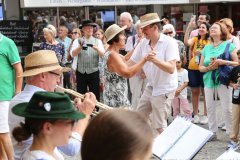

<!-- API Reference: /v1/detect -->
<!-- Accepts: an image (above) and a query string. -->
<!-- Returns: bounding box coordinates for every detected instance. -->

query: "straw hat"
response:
[21,50,62,77]
[105,24,127,42]
[12,91,85,120]
[139,13,161,28]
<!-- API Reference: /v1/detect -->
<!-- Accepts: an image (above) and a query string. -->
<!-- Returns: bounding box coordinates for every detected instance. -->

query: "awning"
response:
[200,0,239,2]
[20,0,189,8]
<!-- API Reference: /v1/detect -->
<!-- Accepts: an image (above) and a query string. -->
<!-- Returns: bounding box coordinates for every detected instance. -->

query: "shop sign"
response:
[0,20,33,46]
[20,0,189,7]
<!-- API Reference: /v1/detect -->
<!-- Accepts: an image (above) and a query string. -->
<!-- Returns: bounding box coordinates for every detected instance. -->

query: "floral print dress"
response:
[39,42,66,66]
[102,51,131,109]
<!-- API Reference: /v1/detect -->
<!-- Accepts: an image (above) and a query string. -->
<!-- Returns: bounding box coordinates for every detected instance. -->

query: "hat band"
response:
[26,108,75,115]
[25,63,60,71]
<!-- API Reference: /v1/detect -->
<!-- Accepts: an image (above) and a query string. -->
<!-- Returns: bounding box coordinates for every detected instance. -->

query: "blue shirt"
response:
[56,36,72,56]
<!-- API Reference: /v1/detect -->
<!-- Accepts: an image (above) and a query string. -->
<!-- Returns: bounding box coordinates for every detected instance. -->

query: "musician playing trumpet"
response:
[9,50,96,160]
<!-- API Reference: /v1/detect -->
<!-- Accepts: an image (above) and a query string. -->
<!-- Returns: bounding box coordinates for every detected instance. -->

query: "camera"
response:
[82,46,88,50]
[86,44,93,47]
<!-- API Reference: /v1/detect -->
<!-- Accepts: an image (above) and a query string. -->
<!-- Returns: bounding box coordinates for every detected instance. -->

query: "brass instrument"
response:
[56,85,113,111]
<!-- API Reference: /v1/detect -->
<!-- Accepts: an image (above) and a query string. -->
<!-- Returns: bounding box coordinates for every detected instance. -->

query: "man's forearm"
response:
[153,59,176,74]
[72,45,82,57]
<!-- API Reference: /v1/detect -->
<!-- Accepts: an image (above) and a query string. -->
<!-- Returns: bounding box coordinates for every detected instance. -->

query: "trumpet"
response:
[56,85,113,111]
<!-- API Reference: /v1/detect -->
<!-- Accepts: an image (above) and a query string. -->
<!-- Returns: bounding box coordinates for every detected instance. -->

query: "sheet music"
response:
[152,117,213,160]
[217,150,240,160]
[152,117,191,158]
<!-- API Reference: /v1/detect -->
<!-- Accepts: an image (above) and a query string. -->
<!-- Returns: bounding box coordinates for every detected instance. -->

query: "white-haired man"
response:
[9,50,96,160]
[120,12,136,38]
[128,13,179,135]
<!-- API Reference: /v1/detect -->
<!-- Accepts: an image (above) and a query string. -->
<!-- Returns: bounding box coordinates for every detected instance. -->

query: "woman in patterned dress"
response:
[102,24,147,108]
[39,24,66,66]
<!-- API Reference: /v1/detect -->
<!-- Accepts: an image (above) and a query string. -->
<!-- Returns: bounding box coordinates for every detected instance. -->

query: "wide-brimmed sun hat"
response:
[21,50,62,77]
[79,20,97,29]
[12,91,85,120]
[105,24,127,42]
[139,13,161,28]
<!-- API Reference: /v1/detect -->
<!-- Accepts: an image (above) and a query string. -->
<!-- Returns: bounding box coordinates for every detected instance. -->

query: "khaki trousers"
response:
[230,104,240,142]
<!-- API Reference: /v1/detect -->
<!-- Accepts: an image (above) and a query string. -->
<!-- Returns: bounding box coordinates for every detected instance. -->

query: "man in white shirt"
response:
[129,13,179,135]
[9,50,96,160]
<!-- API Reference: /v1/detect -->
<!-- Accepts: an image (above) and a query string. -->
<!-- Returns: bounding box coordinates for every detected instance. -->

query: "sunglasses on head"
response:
[164,31,173,35]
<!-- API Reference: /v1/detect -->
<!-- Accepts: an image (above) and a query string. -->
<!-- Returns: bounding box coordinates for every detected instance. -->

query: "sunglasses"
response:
[164,31,173,35]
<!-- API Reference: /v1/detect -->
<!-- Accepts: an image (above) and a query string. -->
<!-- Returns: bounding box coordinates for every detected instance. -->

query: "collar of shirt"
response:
[57,37,68,42]
[146,33,166,47]
[24,84,46,92]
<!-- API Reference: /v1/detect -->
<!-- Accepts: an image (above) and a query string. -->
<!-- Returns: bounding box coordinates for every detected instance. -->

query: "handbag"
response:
[212,43,233,86]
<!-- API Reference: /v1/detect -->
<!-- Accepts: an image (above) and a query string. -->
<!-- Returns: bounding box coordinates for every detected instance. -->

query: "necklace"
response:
[213,41,223,47]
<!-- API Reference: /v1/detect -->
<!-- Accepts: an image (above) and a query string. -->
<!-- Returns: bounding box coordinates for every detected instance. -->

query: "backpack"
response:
[212,43,233,86]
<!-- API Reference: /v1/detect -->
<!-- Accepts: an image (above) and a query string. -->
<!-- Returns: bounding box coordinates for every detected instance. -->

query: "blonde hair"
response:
[43,24,57,37]
[219,18,234,34]
[72,28,82,37]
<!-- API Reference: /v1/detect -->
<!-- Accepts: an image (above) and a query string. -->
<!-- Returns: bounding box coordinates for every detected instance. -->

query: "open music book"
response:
[217,150,240,160]
[152,117,213,160]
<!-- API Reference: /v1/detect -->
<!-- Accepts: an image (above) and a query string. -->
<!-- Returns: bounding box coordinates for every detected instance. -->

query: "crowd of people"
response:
[0,10,240,160]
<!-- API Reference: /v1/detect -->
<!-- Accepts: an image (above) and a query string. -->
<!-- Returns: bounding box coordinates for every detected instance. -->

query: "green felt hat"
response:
[12,91,85,120]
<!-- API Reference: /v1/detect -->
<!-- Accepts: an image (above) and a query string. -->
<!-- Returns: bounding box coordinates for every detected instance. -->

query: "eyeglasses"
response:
[164,31,173,35]
[176,61,181,63]
[72,32,78,35]
[48,71,62,77]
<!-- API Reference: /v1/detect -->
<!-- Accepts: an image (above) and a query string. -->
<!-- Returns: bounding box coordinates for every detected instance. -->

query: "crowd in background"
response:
[1,9,240,160]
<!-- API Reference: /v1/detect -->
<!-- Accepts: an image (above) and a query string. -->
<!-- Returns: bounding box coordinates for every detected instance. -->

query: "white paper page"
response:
[217,150,240,160]
[163,123,213,160]
[152,117,191,158]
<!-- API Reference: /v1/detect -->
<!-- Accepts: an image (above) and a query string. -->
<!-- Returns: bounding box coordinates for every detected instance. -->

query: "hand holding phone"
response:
[191,15,196,22]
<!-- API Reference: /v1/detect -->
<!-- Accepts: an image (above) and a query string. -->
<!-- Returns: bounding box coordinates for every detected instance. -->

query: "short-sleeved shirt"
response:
[125,34,141,52]
[201,41,235,88]
[0,34,21,101]
[22,148,64,160]
[188,37,210,70]
[177,69,189,99]
[190,29,199,39]
[56,36,72,58]
[131,34,179,96]
[228,36,240,50]
[229,66,240,104]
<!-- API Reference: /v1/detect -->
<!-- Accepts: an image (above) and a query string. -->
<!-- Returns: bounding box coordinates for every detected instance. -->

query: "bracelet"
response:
[206,67,209,72]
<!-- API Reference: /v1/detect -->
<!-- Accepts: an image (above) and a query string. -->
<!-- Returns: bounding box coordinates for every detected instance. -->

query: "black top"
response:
[229,65,240,104]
